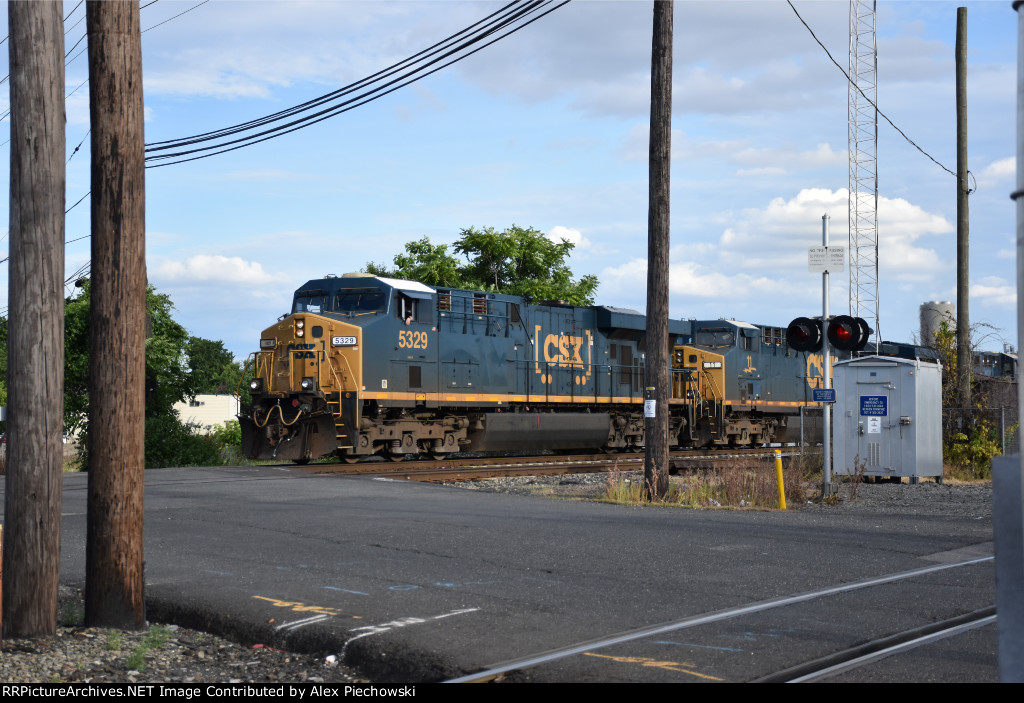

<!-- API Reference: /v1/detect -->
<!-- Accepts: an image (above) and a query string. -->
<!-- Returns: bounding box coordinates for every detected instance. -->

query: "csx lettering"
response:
[398,330,428,349]
[543,333,584,366]
[286,344,316,359]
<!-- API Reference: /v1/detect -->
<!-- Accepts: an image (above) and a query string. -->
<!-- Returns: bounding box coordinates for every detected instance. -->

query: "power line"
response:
[1,0,572,287]
[145,0,572,166]
[142,0,209,35]
[785,0,960,182]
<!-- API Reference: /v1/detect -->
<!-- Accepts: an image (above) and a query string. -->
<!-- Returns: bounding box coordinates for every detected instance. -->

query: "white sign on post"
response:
[808,246,846,273]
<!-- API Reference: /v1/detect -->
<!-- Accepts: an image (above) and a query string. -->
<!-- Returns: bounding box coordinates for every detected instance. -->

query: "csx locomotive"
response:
[239,273,838,462]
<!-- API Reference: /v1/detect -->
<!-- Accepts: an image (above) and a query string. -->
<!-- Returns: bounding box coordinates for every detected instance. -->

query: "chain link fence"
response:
[944,405,1019,457]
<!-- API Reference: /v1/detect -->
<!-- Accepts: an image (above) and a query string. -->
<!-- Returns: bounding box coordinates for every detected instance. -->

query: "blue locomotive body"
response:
[240,274,834,462]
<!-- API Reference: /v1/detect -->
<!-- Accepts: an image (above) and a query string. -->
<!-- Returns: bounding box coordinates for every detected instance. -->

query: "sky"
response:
[0,0,1018,360]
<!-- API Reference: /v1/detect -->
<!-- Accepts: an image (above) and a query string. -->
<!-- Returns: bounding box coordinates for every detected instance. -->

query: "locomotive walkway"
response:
[3,465,999,683]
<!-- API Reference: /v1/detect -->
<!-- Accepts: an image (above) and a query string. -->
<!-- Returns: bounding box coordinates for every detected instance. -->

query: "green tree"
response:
[64,282,230,468]
[186,336,238,394]
[929,320,1003,478]
[367,225,598,306]
[367,237,464,288]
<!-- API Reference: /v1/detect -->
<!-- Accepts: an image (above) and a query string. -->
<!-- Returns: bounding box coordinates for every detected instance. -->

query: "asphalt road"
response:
[0,465,999,682]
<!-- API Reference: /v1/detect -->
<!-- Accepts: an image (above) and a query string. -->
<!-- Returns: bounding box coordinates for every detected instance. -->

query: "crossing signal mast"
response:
[786,315,871,353]
[786,214,874,497]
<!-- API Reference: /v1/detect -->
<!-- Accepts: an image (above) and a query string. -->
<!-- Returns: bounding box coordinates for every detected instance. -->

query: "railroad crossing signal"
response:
[827,315,871,351]
[786,317,822,352]
[787,315,871,352]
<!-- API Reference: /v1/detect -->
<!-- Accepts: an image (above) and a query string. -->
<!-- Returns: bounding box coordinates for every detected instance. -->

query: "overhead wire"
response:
[785,0,964,186]
[1,0,572,298]
[145,0,572,166]
[147,0,537,148]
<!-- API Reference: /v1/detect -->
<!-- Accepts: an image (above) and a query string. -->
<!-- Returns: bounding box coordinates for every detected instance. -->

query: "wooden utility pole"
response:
[956,6,971,409]
[644,0,673,500]
[85,0,147,628]
[2,1,66,639]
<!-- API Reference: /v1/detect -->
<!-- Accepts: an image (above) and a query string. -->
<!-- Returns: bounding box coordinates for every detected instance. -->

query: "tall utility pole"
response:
[85,0,148,628]
[955,6,971,409]
[848,0,879,347]
[644,0,672,500]
[2,1,66,638]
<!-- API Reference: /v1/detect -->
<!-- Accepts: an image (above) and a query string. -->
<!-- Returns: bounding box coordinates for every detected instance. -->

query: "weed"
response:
[602,456,802,510]
[58,600,84,627]
[847,455,867,502]
[144,625,171,649]
[126,647,146,672]
[125,625,172,673]
[821,491,840,506]
[106,631,123,651]
[602,466,646,505]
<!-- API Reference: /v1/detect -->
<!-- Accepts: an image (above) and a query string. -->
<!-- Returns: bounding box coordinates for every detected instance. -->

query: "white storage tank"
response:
[832,355,943,483]
[920,301,954,348]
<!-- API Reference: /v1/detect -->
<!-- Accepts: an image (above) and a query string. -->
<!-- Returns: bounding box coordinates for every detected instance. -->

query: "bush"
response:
[209,420,243,464]
[944,418,1001,480]
[143,415,220,469]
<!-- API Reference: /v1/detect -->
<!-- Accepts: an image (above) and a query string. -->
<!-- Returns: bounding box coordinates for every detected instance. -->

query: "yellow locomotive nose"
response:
[240,311,364,462]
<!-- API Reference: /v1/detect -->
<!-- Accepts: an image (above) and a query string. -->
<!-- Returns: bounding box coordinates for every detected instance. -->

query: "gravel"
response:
[446,470,994,521]
[0,586,365,684]
[1,471,992,683]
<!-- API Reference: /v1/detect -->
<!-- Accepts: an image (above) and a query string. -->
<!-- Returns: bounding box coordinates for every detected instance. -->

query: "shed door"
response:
[857,380,895,474]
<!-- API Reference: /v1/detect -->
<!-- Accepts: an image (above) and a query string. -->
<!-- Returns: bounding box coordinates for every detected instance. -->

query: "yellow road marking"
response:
[584,652,724,681]
[252,595,361,619]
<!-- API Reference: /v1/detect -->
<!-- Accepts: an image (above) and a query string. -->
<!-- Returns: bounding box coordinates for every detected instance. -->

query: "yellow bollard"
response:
[774,449,787,510]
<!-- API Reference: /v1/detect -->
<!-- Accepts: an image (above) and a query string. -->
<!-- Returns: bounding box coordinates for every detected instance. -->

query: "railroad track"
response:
[444,554,996,683]
[293,447,822,482]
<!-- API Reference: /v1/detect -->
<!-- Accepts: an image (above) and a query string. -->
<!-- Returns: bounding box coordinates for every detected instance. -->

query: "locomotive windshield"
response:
[695,328,735,349]
[293,291,330,314]
[333,288,387,316]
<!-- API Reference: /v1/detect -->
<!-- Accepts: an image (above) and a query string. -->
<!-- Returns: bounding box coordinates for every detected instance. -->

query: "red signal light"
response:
[786,317,822,352]
[827,315,870,351]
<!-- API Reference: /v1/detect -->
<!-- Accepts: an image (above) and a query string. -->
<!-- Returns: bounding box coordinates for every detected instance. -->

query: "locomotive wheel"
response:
[341,456,360,464]
[388,454,406,462]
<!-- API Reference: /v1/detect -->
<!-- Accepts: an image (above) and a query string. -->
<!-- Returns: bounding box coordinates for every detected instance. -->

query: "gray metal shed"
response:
[832,355,943,482]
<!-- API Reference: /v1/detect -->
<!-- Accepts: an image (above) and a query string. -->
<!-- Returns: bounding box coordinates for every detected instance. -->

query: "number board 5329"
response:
[331,336,357,346]
[398,330,428,349]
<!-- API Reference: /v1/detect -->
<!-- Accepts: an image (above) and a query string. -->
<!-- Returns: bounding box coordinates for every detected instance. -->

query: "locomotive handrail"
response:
[323,351,357,401]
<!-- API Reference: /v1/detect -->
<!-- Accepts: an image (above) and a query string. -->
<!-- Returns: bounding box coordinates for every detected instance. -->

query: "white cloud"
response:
[978,157,1015,186]
[546,225,590,249]
[972,276,1016,307]
[152,255,289,286]
[736,167,786,177]
[599,187,955,326]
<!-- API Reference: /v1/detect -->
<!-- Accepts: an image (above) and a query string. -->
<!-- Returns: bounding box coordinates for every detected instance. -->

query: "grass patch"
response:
[602,456,806,509]
[125,625,172,673]
[58,600,84,627]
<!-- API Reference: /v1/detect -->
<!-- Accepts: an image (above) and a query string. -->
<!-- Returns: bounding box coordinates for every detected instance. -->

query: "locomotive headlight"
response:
[250,378,264,392]
[296,320,304,329]
[300,376,316,391]
[297,329,304,337]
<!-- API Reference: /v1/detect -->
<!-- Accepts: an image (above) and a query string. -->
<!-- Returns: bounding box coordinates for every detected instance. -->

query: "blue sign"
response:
[860,395,888,416]
[812,388,836,403]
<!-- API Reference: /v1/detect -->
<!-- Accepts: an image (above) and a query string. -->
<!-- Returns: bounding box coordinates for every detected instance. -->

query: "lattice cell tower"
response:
[848,0,879,344]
